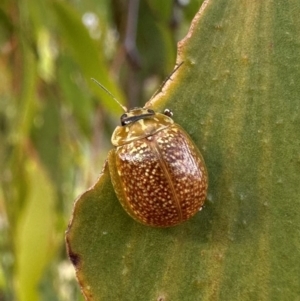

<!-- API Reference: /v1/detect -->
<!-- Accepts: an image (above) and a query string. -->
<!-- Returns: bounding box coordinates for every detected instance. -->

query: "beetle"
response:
[92,78,208,227]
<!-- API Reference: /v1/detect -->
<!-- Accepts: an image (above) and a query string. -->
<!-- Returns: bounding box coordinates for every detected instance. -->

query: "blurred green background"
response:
[0,0,203,300]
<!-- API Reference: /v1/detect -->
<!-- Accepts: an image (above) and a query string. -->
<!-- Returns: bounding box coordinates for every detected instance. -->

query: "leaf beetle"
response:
[92,72,208,227]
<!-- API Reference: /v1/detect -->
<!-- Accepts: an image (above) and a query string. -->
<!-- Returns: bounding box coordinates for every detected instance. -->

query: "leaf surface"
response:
[66,1,300,300]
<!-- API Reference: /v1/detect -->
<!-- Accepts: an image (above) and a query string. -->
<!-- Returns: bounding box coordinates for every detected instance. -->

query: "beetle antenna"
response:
[149,61,184,101]
[91,78,127,112]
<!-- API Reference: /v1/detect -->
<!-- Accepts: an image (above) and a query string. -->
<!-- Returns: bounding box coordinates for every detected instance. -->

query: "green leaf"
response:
[15,157,57,301]
[66,1,300,300]
[52,0,125,113]
[57,54,93,137]
[137,2,176,73]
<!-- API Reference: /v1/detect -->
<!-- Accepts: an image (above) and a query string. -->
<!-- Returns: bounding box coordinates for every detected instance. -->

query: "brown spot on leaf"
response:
[68,249,80,266]
[65,233,81,267]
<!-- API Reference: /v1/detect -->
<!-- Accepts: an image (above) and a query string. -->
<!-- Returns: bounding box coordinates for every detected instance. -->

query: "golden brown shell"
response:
[108,116,208,227]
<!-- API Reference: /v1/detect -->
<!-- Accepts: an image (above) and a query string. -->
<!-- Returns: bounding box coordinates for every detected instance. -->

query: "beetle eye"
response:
[120,114,128,126]
[147,109,155,114]
[164,109,173,117]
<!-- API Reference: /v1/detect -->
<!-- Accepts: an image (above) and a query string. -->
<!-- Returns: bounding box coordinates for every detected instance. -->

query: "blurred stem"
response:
[124,0,141,68]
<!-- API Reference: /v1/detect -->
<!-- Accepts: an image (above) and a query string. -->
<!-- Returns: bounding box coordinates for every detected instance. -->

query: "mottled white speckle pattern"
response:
[113,124,208,227]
